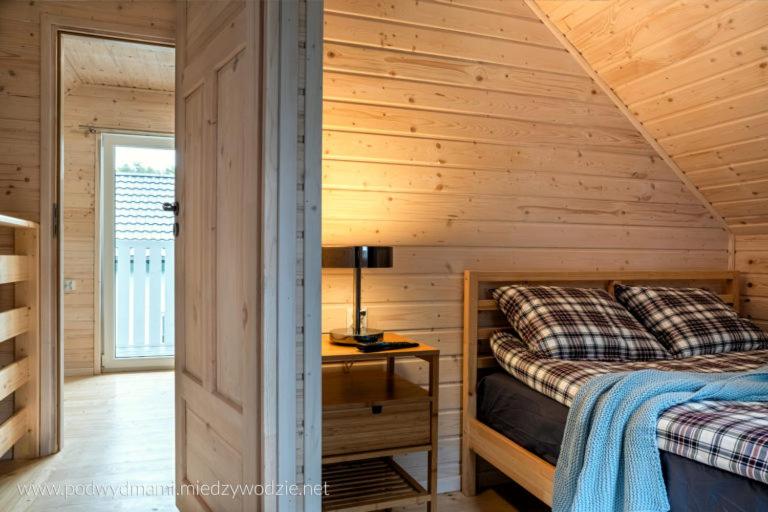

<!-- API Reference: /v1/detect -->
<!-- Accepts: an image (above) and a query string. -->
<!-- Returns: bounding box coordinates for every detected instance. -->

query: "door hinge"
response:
[52,202,59,238]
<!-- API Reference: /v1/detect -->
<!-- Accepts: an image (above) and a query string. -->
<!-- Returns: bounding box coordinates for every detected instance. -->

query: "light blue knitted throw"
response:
[552,367,768,512]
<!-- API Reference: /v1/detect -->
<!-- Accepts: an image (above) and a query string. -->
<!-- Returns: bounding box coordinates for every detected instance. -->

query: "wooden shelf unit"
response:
[322,334,439,511]
[0,214,40,460]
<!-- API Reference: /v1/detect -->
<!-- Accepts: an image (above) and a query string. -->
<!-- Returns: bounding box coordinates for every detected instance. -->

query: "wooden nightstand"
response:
[321,333,439,511]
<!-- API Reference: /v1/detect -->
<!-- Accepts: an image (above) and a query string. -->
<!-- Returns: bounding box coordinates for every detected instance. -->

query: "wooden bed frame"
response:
[461,270,741,505]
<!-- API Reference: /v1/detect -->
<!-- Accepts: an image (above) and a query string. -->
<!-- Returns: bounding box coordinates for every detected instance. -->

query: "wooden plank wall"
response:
[735,236,768,330]
[0,0,171,453]
[321,0,731,492]
[60,84,174,375]
[0,1,176,223]
[0,1,175,376]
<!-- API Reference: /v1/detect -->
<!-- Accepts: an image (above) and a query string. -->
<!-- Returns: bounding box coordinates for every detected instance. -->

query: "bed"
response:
[461,270,768,509]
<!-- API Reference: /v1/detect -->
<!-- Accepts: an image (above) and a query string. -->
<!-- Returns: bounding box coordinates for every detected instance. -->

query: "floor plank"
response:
[394,489,521,511]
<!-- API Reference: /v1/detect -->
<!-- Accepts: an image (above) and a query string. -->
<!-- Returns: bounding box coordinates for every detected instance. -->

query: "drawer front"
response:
[323,401,431,456]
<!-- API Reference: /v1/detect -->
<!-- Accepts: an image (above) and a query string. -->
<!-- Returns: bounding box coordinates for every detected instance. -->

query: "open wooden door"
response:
[175,2,263,510]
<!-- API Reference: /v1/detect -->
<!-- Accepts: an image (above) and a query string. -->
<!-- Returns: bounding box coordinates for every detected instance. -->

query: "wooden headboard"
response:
[460,270,740,501]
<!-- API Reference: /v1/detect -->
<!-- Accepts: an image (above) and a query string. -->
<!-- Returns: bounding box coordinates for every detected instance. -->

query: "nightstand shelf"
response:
[322,334,439,512]
[323,366,430,408]
[322,458,430,512]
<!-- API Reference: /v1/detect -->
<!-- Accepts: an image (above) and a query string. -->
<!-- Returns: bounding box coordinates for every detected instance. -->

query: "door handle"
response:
[163,202,180,237]
[162,201,179,215]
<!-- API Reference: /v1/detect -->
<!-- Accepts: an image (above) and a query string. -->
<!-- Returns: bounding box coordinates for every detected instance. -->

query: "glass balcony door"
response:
[101,133,175,370]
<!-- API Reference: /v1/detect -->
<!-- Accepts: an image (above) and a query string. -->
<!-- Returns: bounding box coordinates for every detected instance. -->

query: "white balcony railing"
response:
[114,239,174,358]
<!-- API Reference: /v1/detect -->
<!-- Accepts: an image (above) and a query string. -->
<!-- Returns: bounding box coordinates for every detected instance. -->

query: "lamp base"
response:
[330,328,384,345]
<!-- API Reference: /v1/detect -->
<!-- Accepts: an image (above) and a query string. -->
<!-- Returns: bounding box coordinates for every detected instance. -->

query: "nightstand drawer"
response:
[323,401,431,456]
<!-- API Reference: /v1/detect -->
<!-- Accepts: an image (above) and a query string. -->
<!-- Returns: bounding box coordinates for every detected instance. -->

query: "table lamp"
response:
[322,246,393,344]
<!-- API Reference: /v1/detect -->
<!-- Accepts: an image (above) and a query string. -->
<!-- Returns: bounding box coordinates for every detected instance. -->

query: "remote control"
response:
[356,341,420,353]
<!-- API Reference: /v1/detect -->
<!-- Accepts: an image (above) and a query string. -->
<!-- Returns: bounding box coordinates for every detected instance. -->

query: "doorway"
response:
[53,32,176,509]
[59,34,175,375]
[100,133,175,370]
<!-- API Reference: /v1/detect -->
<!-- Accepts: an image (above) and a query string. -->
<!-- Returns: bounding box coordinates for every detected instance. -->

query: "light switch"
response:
[63,279,76,293]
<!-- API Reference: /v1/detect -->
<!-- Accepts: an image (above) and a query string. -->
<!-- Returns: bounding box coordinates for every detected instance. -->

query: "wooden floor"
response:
[0,372,524,511]
[0,372,175,512]
[395,489,522,512]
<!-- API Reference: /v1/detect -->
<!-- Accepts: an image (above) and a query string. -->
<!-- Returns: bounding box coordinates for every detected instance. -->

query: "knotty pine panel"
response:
[324,13,583,75]
[323,72,629,129]
[325,0,558,47]
[322,0,729,491]
[323,189,720,228]
[733,236,768,331]
[324,101,647,151]
[323,43,610,104]
[323,132,674,180]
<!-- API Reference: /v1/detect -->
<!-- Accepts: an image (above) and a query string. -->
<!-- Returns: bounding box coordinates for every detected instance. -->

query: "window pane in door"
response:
[113,143,175,359]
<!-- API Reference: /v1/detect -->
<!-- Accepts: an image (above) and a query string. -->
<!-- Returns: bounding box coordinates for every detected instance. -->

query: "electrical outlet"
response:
[359,307,368,331]
[63,278,76,293]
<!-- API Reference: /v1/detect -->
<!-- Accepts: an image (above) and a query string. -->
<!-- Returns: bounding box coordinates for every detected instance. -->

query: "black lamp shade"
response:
[322,246,393,269]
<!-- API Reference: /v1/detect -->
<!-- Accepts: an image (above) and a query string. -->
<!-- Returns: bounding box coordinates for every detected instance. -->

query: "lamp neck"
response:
[353,267,362,334]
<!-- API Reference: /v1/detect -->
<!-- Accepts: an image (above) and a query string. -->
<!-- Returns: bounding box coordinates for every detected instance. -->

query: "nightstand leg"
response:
[427,354,439,511]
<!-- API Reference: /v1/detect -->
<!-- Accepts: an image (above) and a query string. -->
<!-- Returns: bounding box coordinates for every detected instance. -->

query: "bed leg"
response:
[461,442,477,496]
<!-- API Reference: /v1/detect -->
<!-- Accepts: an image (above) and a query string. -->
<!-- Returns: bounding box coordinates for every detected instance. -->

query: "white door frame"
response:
[100,132,175,372]
[301,0,324,508]
[259,1,323,509]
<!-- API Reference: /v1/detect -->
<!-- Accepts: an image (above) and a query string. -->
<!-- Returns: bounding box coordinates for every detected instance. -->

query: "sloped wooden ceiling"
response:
[535,0,768,235]
[61,34,175,92]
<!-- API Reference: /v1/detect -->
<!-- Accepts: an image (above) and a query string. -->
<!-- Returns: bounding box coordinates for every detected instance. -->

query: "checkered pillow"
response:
[614,285,768,358]
[492,285,668,361]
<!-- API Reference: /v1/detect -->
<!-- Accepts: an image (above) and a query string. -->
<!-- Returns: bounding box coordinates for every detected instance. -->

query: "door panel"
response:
[215,49,248,408]
[176,2,261,510]
[186,407,243,512]
[180,86,206,383]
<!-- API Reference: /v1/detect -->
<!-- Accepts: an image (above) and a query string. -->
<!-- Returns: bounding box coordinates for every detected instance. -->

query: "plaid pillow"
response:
[614,285,768,358]
[492,285,668,361]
